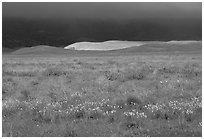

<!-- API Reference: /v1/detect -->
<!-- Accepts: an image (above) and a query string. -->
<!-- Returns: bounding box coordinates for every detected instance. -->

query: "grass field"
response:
[2,53,202,137]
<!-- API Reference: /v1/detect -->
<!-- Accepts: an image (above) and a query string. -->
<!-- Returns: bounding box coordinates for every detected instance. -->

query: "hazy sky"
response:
[2,2,202,20]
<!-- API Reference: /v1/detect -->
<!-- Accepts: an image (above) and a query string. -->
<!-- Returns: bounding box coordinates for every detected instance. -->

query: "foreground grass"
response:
[2,54,202,137]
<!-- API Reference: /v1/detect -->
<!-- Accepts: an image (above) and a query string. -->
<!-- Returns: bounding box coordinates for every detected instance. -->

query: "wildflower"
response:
[199,122,202,127]
[185,109,192,114]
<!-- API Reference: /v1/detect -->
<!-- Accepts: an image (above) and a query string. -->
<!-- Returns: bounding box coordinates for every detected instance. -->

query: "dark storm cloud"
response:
[2,2,202,20]
[2,2,202,49]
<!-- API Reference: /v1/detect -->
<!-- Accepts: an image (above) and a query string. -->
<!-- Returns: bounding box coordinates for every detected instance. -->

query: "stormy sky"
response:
[2,2,202,20]
[2,2,202,49]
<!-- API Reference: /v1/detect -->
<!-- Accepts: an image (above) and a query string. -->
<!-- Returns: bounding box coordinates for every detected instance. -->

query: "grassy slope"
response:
[2,53,202,137]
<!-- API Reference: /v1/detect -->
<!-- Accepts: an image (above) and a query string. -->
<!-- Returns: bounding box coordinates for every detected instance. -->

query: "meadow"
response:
[2,53,202,137]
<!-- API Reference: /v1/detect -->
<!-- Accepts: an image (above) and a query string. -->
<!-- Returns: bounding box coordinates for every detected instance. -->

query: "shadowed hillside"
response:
[11,45,70,55]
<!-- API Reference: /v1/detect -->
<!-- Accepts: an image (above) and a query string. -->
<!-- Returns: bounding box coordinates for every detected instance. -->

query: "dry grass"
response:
[2,53,202,137]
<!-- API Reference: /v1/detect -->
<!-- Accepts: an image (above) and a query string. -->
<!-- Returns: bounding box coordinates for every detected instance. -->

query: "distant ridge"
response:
[64,40,149,51]
[11,45,69,55]
[64,40,201,51]
[117,40,202,52]
[2,47,15,53]
[9,41,201,55]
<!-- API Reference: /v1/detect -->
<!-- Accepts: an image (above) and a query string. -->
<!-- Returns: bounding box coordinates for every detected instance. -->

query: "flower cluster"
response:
[144,103,165,112]
[168,97,202,114]
[70,91,83,97]
[2,94,201,127]
[123,110,147,118]
[2,98,20,109]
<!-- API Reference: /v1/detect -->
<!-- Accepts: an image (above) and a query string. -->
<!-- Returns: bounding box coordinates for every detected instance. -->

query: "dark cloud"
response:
[2,2,202,49]
[2,2,201,20]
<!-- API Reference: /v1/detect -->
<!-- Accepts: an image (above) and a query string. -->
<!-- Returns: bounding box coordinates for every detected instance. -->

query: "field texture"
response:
[2,53,202,137]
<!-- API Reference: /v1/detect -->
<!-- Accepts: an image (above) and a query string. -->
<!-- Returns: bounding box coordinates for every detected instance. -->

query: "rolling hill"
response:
[2,47,16,53]
[8,41,202,55]
[64,40,148,51]
[118,41,202,52]
[11,45,70,55]
[65,40,201,52]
